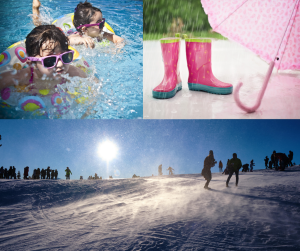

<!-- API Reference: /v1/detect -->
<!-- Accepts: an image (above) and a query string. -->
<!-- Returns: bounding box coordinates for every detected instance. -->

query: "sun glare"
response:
[98,140,118,162]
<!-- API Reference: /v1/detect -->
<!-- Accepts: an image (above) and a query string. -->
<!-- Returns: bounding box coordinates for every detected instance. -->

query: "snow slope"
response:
[1,167,300,250]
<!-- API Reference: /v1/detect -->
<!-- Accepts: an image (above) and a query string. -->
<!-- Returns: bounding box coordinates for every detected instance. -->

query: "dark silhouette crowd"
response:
[0,166,17,179]
[265,150,294,171]
[0,166,58,180]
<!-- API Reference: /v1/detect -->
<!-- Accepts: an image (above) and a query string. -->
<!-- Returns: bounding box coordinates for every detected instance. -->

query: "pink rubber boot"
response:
[152,38,182,99]
[185,38,232,94]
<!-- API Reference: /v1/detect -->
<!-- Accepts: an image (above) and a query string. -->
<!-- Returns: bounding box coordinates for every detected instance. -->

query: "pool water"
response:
[0,0,143,119]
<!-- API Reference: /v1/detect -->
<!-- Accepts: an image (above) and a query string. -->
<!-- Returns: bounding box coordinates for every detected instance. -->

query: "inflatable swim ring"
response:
[0,40,92,117]
[53,13,114,46]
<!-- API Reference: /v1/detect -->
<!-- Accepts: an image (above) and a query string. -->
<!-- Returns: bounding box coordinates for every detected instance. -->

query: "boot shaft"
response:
[185,38,212,84]
[160,38,181,79]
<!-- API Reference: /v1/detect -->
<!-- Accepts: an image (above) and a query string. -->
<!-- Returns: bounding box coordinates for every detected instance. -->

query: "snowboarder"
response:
[54,169,58,179]
[158,164,163,175]
[250,160,255,172]
[219,161,223,172]
[65,167,72,180]
[201,150,217,189]
[167,167,174,175]
[264,156,269,169]
[226,153,242,187]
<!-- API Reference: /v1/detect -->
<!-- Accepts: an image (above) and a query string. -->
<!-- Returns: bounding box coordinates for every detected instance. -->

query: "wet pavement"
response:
[143,39,300,119]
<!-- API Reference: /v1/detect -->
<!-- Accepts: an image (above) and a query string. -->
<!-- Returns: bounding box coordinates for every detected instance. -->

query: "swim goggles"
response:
[76,18,106,30]
[27,51,74,69]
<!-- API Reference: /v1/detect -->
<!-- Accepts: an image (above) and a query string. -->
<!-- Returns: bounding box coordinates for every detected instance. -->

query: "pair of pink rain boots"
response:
[152,37,233,99]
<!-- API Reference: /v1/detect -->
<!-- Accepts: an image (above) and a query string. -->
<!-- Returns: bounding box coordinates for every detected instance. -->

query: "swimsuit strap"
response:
[29,67,34,84]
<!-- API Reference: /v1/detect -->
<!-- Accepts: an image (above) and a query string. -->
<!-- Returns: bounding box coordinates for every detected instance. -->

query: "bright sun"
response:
[98,140,118,162]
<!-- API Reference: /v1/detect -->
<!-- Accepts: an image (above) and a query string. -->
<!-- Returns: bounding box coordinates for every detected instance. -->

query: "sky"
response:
[0,119,299,179]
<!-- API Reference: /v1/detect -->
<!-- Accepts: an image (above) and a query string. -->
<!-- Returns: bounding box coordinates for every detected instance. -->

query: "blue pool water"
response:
[0,0,143,119]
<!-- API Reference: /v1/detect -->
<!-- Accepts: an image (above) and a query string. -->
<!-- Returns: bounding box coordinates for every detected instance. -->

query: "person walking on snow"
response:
[264,156,269,169]
[201,150,217,189]
[219,161,223,172]
[158,164,163,176]
[65,167,72,180]
[288,151,293,167]
[167,167,174,175]
[226,153,242,187]
[250,159,255,172]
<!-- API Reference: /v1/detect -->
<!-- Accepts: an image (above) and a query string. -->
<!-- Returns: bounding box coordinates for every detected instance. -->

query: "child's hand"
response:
[79,36,95,49]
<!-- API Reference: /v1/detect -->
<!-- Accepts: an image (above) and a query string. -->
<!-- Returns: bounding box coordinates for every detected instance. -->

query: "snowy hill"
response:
[1,167,300,250]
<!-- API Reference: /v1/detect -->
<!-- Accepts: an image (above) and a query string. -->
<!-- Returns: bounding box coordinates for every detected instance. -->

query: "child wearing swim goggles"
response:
[32,0,124,49]
[0,25,86,93]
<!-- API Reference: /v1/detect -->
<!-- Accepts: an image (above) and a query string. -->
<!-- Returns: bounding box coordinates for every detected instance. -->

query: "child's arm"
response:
[67,65,87,78]
[0,67,31,91]
[68,33,95,49]
[103,32,125,46]
[32,0,42,26]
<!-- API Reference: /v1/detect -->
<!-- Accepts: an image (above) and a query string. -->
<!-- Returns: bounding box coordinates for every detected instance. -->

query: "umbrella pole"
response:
[234,0,299,113]
[234,61,275,113]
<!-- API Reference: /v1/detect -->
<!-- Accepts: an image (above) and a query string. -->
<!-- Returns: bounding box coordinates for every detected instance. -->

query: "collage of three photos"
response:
[0,0,300,250]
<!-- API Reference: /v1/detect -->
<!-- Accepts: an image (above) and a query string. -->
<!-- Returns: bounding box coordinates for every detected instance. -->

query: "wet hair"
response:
[73,1,102,32]
[25,25,69,57]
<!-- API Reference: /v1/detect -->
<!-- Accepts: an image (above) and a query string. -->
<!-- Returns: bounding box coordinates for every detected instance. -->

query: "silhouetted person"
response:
[288,151,293,167]
[51,170,55,179]
[167,167,174,175]
[41,169,46,179]
[242,164,249,172]
[46,166,51,179]
[36,168,40,179]
[17,171,21,179]
[226,153,242,187]
[4,168,8,179]
[24,166,29,179]
[54,169,58,180]
[271,151,278,170]
[158,164,163,175]
[8,166,13,179]
[65,167,72,180]
[268,160,272,169]
[264,156,269,169]
[219,161,223,172]
[0,166,4,179]
[33,169,37,179]
[201,150,217,189]
[250,160,255,172]
[12,166,16,179]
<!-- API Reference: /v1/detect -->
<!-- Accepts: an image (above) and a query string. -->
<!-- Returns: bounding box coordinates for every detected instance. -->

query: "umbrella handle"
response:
[233,61,275,113]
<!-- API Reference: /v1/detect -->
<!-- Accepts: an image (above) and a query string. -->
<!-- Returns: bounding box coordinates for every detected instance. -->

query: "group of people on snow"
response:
[0,166,19,179]
[0,166,72,180]
[158,165,175,175]
[264,150,293,171]
[202,151,242,189]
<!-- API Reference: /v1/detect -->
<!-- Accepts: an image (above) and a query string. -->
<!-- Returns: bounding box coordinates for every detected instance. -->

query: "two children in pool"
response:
[33,0,124,48]
[1,0,123,93]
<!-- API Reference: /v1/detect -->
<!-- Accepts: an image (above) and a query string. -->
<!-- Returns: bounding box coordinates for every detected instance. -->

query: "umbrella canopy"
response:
[201,0,300,112]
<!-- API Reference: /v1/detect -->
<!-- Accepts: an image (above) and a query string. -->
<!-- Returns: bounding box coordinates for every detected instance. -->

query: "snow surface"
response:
[1,166,300,250]
[143,40,300,119]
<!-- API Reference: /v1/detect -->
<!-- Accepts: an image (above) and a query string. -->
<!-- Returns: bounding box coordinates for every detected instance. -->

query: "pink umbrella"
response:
[201,0,300,113]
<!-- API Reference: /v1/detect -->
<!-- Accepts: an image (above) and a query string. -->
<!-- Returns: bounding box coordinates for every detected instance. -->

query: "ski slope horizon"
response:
[1,120,299,180]
[1,166,299,250]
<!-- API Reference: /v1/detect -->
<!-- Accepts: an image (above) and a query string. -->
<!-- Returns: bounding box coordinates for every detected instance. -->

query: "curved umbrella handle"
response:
[233,61,275,113]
